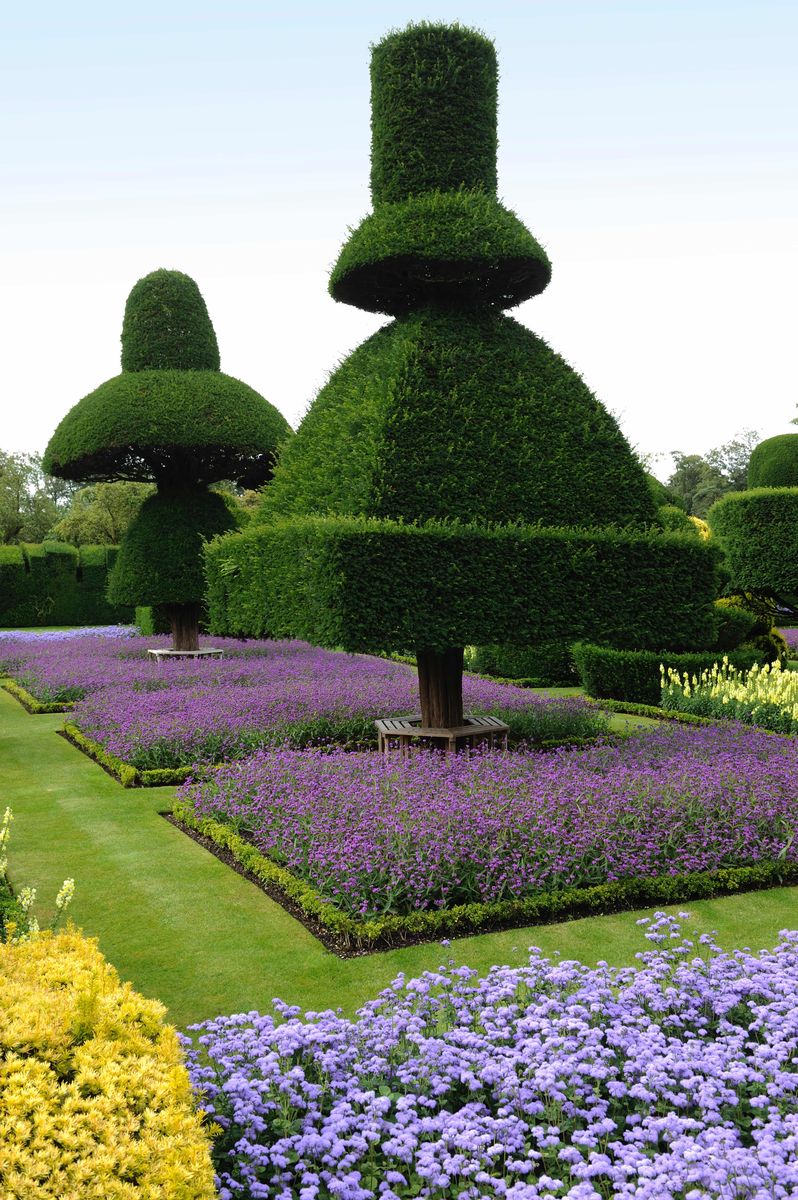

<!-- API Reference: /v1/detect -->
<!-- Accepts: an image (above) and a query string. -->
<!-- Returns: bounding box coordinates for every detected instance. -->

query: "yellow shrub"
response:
[0,928,215,1199]
[688,515,711,539]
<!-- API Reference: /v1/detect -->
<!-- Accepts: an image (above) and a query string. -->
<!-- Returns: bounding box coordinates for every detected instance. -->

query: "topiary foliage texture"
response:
[217,22,718,728]
[44,270,291,650]
[708,488,798,614]
[746,434,798,489]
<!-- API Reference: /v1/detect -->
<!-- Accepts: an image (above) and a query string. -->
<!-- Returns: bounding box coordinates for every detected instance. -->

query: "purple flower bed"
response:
[0,631,295,703]
[178,722,798,916]
[0,632,603,765]
[184,913,798,1199]
[780,627,798,652]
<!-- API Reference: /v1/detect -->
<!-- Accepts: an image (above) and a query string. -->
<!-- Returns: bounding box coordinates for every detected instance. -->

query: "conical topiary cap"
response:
[121,269,220,371]
[329,23,551,315]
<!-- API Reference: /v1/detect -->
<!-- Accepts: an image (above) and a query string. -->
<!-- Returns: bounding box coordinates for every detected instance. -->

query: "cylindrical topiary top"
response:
[121,270,220,371]
[747,434,798,489]
[370,23,497,205]
[329,22,551,316]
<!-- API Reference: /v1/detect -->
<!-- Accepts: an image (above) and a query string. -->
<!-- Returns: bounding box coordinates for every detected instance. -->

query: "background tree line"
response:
[1,451,258,546]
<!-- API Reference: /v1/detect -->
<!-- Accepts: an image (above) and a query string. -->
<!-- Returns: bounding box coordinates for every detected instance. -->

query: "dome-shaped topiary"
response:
[747,434,798,489]
[44,371,289,487]
[329,23,551,315]
[121,269,220,372]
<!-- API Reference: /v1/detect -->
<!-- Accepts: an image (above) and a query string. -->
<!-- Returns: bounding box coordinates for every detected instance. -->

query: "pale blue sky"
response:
[2,1,796,477]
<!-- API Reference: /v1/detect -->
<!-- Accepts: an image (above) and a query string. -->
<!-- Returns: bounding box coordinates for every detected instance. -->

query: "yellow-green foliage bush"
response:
[0,929,215,1199]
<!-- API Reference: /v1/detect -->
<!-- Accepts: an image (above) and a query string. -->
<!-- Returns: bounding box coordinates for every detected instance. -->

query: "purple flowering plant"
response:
[178,722,798,917]
[0,633,603,766]
[183,913,798,1199]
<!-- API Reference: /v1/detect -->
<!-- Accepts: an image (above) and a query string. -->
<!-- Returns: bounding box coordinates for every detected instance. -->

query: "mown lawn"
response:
[3,685,797,1030]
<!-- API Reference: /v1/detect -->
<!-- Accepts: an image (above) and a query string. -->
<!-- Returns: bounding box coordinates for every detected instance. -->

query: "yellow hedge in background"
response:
[0,928,215,1199]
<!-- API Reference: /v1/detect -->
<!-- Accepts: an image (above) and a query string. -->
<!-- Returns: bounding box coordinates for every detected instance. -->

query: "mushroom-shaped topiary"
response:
[44,270,291,650]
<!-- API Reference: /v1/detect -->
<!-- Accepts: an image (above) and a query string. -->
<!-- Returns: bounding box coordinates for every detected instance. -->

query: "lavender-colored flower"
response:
[2,631,602,764]
[183,915,798,1198]
[178,721,798,916]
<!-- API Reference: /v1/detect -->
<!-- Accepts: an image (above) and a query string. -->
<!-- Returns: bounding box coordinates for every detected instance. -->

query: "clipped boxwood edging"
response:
[2,679,76,715]
[60,721,599,790]
[61,723,197,788]
[590,698,717,726]
[172,801,798,954]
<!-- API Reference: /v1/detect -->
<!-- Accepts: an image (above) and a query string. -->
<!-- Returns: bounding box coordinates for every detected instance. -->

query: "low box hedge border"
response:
[1,679,76,715]
[60,720,601,790]
[61,723,196,788]
[587,698,716,726]
[171,800,798,955]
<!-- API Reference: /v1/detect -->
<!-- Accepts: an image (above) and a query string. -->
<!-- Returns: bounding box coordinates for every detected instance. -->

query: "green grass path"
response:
[3,687,798,1031]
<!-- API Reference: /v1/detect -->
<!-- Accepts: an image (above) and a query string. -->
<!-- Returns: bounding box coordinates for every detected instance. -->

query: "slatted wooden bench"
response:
[147,648,224,662]
[375,713,509,756]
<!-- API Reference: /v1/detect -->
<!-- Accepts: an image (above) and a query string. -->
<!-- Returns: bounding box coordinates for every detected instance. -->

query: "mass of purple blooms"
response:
[183,912,798,1199]
[178,722,798,915]
[780,627,798,652]
[0,631,604,765]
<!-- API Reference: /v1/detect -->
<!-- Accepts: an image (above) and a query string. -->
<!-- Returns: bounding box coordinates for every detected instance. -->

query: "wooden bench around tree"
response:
[375,713,509,756]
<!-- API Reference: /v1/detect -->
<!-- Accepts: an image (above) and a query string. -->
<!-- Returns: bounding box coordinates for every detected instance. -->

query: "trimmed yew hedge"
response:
[205,517,721,653]
[261,310,658,530]
[747,434,798,489]
[0,543,132,628]
[708,488,798,600]
[573,643,764,706]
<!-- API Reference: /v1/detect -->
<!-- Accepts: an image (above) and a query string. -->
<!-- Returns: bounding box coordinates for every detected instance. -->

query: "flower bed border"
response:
[171,799,798,955]
[590,698,716,724]
[59,721,602,789]
[1,679,76,715]
[61,723,196,788]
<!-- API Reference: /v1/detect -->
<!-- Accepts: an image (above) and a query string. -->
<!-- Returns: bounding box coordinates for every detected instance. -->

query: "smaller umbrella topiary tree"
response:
[44,270,291,650]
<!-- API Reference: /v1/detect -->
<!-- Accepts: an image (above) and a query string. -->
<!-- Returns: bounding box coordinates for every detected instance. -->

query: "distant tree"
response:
[0,452,75,544]
[50,482,154,546]
[667,431,759,517]
[704,430,759,492]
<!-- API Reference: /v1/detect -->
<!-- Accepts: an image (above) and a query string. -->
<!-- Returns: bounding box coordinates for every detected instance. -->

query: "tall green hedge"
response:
[708,488,798,599]
[0,543,132,628]
[746,434,798,489]
[205,517,721,653]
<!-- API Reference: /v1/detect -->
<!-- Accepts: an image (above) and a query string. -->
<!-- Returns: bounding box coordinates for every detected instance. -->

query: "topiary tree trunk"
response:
[416,646,464,728]
[165,602,202,652]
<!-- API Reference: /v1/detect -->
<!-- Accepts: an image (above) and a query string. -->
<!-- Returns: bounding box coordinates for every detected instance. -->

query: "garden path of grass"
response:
[3,686,798,1032]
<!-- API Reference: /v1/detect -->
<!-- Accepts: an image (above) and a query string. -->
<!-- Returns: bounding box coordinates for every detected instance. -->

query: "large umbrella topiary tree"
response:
[206,22,720,730]
[44,270,291,650]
